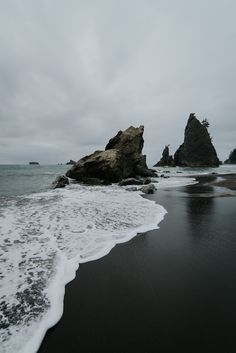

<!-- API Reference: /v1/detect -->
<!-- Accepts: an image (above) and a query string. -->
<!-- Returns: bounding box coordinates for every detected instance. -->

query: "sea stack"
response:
[174,113,220,167]
[153,145,175,167]
[224,148,236,164]
[66,126,156,184]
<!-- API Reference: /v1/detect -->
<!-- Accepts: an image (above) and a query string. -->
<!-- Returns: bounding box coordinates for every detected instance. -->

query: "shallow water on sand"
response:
[38,179,236,353]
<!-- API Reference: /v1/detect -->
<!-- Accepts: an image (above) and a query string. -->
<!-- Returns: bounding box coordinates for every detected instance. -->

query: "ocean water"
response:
[0,164,235,353]
[0,165,68,197]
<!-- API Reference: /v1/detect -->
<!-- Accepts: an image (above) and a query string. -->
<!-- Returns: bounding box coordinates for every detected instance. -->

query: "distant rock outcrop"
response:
[224,149,236,164]
[154,145,175,167]
[66,126,156,184]
[66,160,76,165]
[174,114,220,167]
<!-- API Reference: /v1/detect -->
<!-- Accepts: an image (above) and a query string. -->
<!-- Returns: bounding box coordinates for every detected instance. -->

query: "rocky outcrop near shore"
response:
[66,126,157,184]
[154,145,174,167]
[174,114,220,167]
[52,175,69,189]
[224,148,236,164]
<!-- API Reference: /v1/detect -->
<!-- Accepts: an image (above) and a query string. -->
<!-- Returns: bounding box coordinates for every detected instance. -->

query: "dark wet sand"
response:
[38,175,236,353]
[190,173,236,191]
[210,173,236,190]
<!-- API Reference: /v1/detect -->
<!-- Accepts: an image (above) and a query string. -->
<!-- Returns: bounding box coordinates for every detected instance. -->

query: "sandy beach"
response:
[38,174,236,353]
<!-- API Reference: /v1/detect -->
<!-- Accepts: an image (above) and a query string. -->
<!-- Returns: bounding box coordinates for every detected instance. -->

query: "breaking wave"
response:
[0,183,166,353]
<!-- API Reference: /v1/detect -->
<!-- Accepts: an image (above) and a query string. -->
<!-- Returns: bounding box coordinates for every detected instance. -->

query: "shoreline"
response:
[190,173,236,196]
[38,173,236,353]
[209,173,236,190]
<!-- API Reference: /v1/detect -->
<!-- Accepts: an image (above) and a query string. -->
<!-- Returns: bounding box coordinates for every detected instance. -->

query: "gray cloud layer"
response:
[0,0,235,164]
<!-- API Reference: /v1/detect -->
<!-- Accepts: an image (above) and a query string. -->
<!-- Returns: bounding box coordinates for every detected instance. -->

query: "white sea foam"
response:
[0,183,167,353]
[155,176,197,188]
[121,176,197,191]
[153,164,236,177]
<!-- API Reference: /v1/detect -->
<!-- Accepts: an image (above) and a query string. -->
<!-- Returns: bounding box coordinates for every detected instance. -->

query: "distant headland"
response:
[29,161,40,165]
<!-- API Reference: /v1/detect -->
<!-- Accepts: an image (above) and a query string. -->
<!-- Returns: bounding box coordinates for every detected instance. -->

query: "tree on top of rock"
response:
[201,118,210,129]
[174,113,219,167]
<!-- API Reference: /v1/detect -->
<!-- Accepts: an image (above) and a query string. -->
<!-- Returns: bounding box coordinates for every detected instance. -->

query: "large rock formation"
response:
[224,149,236,164]
[153,145,175,167]
[174,114,220,167]
[66,126,156,184]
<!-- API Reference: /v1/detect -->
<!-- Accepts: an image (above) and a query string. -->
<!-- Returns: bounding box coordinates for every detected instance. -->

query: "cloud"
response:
[0,0,235,164]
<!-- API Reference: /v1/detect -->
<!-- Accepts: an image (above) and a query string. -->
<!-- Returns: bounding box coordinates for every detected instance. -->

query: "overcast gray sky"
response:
[0,0,235,165]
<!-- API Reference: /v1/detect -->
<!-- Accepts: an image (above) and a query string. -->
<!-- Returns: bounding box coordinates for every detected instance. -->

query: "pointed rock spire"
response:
[174,114,220,167]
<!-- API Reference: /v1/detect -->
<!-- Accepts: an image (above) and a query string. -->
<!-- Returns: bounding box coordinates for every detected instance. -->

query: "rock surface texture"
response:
[118,178,143,186]
[140,183,156,194]
[52,175,69,189]
[224,149,236,164]
[154,145,175,167]
[66,126,156,184]
[174,114,220,167]
[66,160,76,165]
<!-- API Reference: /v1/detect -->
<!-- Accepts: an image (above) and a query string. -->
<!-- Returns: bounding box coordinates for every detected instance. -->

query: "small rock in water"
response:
[52,175,69,189]
[119,178,143,186]
[160,174,170,179]
[126,186,138,192]
[140,183,156,194]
